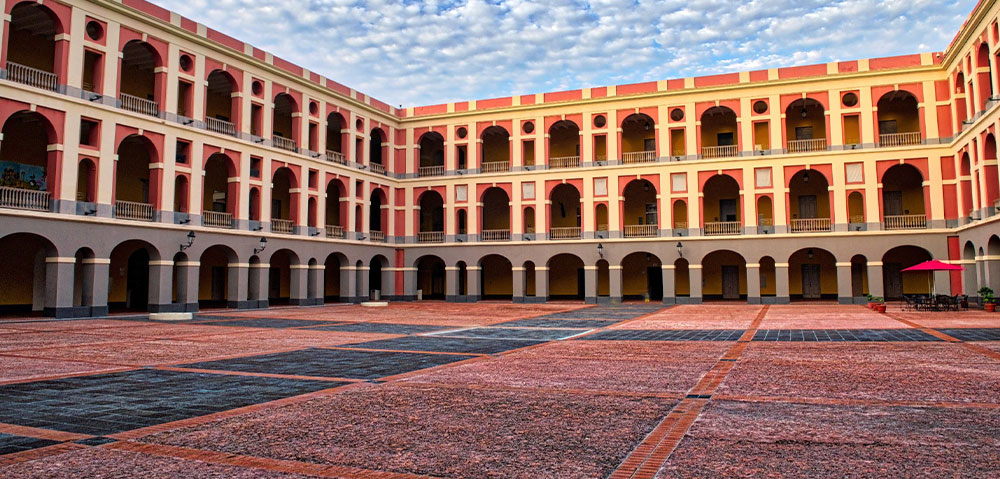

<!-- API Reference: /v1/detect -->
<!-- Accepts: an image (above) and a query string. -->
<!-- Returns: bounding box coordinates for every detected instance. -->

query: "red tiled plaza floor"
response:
[0,303,997,478]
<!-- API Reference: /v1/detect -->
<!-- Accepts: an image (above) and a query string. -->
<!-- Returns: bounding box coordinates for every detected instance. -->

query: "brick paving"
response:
[0,303,997,478]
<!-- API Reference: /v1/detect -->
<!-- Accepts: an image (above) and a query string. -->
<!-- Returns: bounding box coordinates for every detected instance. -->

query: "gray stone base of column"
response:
[230,300,257,309]
[662,297,676,305]
[43,306,92,319]
[761,296,790,304]
[290,298,323,306]
[90,306,110,317]
[747,296,761,305]
[586,296,598,304]
[348,297,363,304]
[522,296,546,304]
[181,302,199,313]
[148,303,186,313]
[610,296,623,304]
[675,297,702,304]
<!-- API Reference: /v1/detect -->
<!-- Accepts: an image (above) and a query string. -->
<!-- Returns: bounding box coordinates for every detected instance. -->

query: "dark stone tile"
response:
[73,436,118,446]
[495,318,619,329]
[532,305,663,320]
[0,433,60,456]
[436,327,586,341]
[937,328,1000,341]
[580,329,745,341]
[306,322,447,335]
[342,336,545,354]
[751,329,943,342]
[194,318,338,329]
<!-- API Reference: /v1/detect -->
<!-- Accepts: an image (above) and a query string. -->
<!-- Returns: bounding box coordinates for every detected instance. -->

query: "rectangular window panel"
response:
[594,178,607,197]
[522,182,535,200]
[671,173,686,192]
[755,168,772,188]
[455,185,467,202]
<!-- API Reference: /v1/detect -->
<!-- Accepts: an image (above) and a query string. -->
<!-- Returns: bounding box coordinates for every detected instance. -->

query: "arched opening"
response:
[481,126,510,172]
[621,113,656,163]
[788,248,837,301]
[548,120,580,167]
[850,254,869,299]
[270,167,295,232]
[457,209,468,235]
[205,70,238,134]
[325,113,346,162]
[703,175,741,235]
[481,187,510,241]
[523,261,536,297]
[596,259,610,298]
[0,233,57,316]
[700,106,737,158]
[418,190,445,242]
[307,197,318,228]
[622,179,658,238]
[963,241,978,295]
[876,91,920,146]
[272,93,297,151]
[307,258,319,301]
[415,255,446,300]
[882,246,933,299]
[369,189,387,238]
[881,164,926,229]
[119,41,160,116]
[955,72,969,125]
[456,261,468,297]
[248,187,261,222]
[622,252,663,301]
[369,255,389,299]
[109,240,159,312]
[268,249,298,304]
[174,175,189,214]
[323,253,347,303]
[702,250,747,301]
[673,200,688,232]
[73,247,95,313]
[369,128,385,170]
[595,204,609,237]
[788,169,831,232]
[549,184,581,239]
[522,207,534,235]
[115,135,156,220]
[355,260,364,299]
[418,132,445,177]
[480,255,513,300]
[547,254,584,300]
[984,135,1000,212]
[960,152,974,218]
[674,258,690,299]
[247,255,262,307]
[978,43,994,111]
[759,256,776,299]
[988,236,1000,291]
[77,158,96,203]
[847,191,865,228]
[785,98,827,152]
[203,154,236,228]
[325,179,345,237]
[0,111,54,210]
[757,195,774,233]
[199,245,237,309]
[6,3,60,90]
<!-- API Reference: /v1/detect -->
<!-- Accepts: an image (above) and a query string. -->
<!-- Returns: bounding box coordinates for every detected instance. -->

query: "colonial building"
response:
[1,0,998,317]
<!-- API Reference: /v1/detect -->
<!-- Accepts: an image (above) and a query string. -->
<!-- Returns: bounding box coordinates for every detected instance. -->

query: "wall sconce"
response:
[800,107,808,118]
[597,243,604,258]
[807,248,814,259]
[803,171,810,184]
[253,236,268,254]
[676,241,684,257]
[179,231,196,251]
[179,218,191,224]
[310,231,320,236]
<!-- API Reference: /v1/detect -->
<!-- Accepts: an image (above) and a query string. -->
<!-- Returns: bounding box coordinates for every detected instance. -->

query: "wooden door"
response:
[798,195,818,219]
[801,264,821,299]
[884,191,903,216]
[884,263,903,299]
[722,266,740,299]
[720,199,738,222]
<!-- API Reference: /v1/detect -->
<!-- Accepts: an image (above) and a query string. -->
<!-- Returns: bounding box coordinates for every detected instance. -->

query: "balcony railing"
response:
[622,151,657,164]
[6,62,57,91]
[0,186,50,211]
[481,161,510,173]
[326,150,348,165]
[206,117,237,137]
[703,221,741,236]
[883,214,927,230]
[326,225,346,238]
[272,135,297,152]
[481,229,511,241]
[418,231,444,243]
[789,218,832,233]
[370,162,387,175]
[787,138,828,153]
[549,156,580,169]
[549,227,581,239]
[673,221,688,230]
[114,200,153,221]
[623,224,657,238]
[370,230,386,242]
[271,218,294,234]
[701,145,737,159]
[203,211,234,228]
[119,93,159,117]
[418,165,443,177]
[878,132,921,148]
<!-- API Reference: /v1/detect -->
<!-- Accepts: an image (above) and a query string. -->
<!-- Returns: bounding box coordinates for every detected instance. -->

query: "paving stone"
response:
[305,322,447,335]
[495,318,620,328]
[0,370,335,436]
[752,329,942,342]
[342,336,546,354]
[194,318,339,329]
[0,432,60,456]
[434,327,586,341]
[532,305,664,320]
[580,329,746,341]
[180,348,477,379]
[936,328,1000,341]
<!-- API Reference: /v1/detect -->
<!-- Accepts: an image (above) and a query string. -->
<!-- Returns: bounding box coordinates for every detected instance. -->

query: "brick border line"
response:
[0,422,92,442]
[712,393,1000,410]
[392,380,684,400]
[889,314,1000,362]
[153,366,362,383]
[0,366,138,386]
[0,442,89,467]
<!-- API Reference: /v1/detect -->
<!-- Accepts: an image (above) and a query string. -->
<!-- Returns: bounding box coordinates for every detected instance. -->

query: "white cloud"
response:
[150,0,978,106]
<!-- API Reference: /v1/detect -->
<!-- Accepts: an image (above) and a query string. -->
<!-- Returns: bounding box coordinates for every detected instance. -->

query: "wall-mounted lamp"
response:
[800,107,808,118]
[83,209,97,216]
[807,248,815,259]
[254,138,265,143]
[88,94,102,102]
[597,243,604,259]
[253,236,268,255]
[183,118,194,125]
[310,231,320,236]
[179,231,196,251]
[179,218,191,224]
[676,241,684,258]
[803,171,810,184]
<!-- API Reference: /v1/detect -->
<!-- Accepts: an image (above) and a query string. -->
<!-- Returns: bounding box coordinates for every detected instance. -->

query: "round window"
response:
[594,115,607,128]
[251,81,264,96]
[356,119,364,130]
[179,54,193,72]
[843,92,859,107]
[523,121,535,134]
[309,101,319,115]
[670,108,684,122]
[85,21,104,41]
[753,101,768,114]
[457,127,468,139]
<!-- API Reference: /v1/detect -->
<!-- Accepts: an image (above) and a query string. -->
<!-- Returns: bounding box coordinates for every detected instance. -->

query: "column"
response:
[289,264,308,305]
[609,265,623,303]
[662,264,676,305]
[86,258,111,317]
[746,262,761,304]
[43,257,76,318]
[836,262,854,304]
[177,260,200,312]
[688,264,703,304]
[536,266,549,301]
[466,265,481,302]
[512,266,525,303]
[359,266,371,301]
[867,261,884,298]
[403,267,418,300]
[228,263,250,309]
[584,265,597,304]
[248,261,269,308]
[309,263,325,305]
[775,262,790,304]
[445,266,459,302]
[340,264,357,304]
[147,259,176,313]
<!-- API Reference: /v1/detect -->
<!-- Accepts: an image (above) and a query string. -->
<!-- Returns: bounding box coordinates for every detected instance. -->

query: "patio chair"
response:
[902,295,916,311]
[955,294,969,311]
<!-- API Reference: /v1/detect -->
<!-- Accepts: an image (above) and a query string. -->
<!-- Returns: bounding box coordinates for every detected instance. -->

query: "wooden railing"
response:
[370,162,387,175]
[0,186,50,211]
[787,138,828,153]
[704,221,741,236]
[623,224,657,238]
[119,93,159,117]
[622,151,657,164]
[206,117,237,137]
[271,218,294,234]
[203,211,234,228]
[758,218,774,226]
[701,145,737,159]
[418,165,443,177]
[549,156,580,169]
[481,161,510,173]
[272,135,297,152]
[481,229,511,241]
[114,200,153,221]
[6,62,57,91]
[549,227,581,239]
[673,221,687,229]
[369,230,386,242]
[789,218,832,232]
[326,225,346,238]
[418,231,444,243]
[326,150,348,165]
[849,215,865,224]
[883,214,927,230]
[878,132,921,147]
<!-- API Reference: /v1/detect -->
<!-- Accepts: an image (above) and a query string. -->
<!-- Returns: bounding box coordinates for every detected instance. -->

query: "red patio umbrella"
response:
[901,260,964,295]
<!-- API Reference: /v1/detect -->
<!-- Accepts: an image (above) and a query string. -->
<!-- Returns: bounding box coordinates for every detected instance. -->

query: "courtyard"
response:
[0,302,996,478]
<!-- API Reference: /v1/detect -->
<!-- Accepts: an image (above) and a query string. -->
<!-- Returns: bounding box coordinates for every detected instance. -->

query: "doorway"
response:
[801,264,821,299]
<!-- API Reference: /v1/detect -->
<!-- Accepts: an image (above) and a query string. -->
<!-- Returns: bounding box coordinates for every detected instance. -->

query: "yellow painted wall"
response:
[594,135,607,161]
[482,256,513,296]
[753,122,770,150]
[843,115,861,145]
[701,251,747,295]
[701,114,737,148]
[848,192,864,221]
[786,107,826,140]
[482,134,509,164]
[622,254,660,296]
[523,141,535,166]
[549,127,579,158]
[704,177,740,223]
[597,262,610,296]
[787,250,838,295]
[877,97,920,133]
[0,236,42,306]
[622,126,655,153]
[548,256,582,296]
[7,29,54,72]
[757,196,773,223]
[198,248,230,301]
[670,130,685,156]
[759,259,777,295]
[623,182,656,225]
[789,175,830,219]
[116,142,150,203]
[550,186,580,228]
[525,264,536,296]
[673,200,687,227]
[883,166,925,214]
[674,262,690,296]
[595,204,608,230]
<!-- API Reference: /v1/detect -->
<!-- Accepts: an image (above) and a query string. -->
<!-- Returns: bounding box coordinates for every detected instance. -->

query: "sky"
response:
[152,0,979,107]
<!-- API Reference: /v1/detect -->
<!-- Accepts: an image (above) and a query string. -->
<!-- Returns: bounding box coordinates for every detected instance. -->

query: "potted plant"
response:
[872,296,887,313]
[864,293,875,309]
[979,287,996,312]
